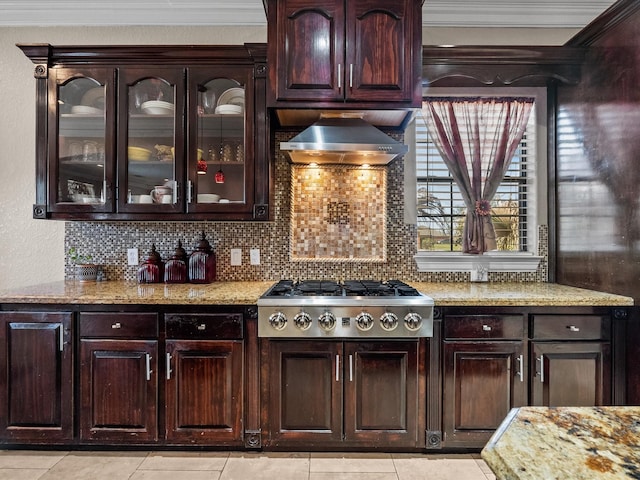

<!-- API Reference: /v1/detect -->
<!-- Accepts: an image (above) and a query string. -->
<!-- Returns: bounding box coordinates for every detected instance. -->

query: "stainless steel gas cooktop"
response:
[257,280,434,338]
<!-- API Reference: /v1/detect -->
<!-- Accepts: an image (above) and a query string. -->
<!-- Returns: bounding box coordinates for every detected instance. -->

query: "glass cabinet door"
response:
[118,68,185,213]
[49,68,114,212]
[188,67,254,213]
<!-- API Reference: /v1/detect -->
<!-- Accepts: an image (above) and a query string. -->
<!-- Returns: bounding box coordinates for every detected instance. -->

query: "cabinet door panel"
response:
[0,312,73,442]
[443,342,526,447]
[344,341,419,447]
[165,340,243,444]
[532,342,610,407]
[267,341,342,445]
[273,0,344,101]
[80,339,158,442]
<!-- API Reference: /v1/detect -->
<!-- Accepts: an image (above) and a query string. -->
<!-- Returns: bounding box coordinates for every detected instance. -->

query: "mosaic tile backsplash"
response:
[65,130,548,283]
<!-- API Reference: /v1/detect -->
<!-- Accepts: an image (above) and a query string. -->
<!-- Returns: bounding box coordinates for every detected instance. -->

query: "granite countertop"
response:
[0,280,633,306]
[481,406,640,479]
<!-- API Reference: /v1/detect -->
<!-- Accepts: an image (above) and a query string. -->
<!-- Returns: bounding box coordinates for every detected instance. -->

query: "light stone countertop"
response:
[481,406,640,479]
[0,280,633,306]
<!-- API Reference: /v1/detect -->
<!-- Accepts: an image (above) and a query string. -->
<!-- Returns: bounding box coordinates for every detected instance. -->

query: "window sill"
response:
[414,251,542,273]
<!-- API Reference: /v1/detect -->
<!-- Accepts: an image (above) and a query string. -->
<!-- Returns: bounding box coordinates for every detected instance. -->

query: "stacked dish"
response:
[128,146,152,161]
[141,100,175,115]
[71,105,103,115]
[215,87,244,114]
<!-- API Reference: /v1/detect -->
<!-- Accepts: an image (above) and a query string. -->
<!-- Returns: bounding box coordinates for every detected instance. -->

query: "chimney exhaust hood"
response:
[280,114,409,165]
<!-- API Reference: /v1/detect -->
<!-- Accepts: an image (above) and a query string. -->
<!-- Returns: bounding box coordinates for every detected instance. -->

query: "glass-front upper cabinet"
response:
[118,68,185,214]
[48,68,115,213]
[187,67,254,215]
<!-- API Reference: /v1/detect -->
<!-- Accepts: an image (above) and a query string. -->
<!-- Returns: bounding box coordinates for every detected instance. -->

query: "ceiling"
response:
[0,0,618,28]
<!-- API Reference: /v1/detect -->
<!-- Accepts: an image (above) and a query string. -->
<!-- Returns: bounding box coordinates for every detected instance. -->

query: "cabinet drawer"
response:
[165,313,243,340]
[444,315,524,340]
[532,315,609,340]
[79,312,158,338]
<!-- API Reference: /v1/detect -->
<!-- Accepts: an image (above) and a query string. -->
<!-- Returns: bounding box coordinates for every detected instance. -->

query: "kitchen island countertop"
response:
[481,406,640,479]
[0,281,633,306]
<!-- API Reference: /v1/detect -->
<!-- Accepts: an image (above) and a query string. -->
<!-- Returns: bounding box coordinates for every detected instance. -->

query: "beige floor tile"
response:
[38,451,147,480]
[471,454,497,479]
[0,451,67,469]
[130,471,220,480]
[138,451,228,471]
[310,453,395,474]
[0,469,47,480]
[220,453,310,480]
[310,474,398,480]
[393,454,488,480]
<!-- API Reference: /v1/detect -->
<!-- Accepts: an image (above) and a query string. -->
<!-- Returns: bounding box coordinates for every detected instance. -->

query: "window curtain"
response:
[421,97,534,254]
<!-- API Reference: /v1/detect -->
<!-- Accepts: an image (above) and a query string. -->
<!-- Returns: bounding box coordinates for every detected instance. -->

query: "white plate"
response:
[141,100,175,115]
[217,87,245,107]
[215,104,243,115]
[80,87,105,109]
[71,105,103,114]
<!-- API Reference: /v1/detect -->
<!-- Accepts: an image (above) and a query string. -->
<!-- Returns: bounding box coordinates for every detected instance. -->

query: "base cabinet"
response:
[0,312,73,443]
[79,312,159,443]
[264,340,421,449]
[164,313,244,445]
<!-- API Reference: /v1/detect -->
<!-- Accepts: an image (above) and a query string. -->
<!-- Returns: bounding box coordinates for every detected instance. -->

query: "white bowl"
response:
[141,100,175,115]
[71,105,103,115]
[197,193,220,203]
[215,104,243,115]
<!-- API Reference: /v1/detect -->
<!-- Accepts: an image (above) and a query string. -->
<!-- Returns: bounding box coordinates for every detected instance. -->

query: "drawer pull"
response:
[111,322,122,329]
[197,324,206,331]
[516,354,524,382]
[567,325,580,332]
[482,324,492,331]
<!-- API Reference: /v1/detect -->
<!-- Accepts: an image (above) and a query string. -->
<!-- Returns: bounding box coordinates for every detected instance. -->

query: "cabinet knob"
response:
[197,323,206,331]
[111,322,122,329]
[482,324,492,331]
[567,325,580,332]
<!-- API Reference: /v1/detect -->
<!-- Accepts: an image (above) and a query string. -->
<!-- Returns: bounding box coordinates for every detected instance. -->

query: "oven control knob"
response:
[404,312,423,331]
[380,312,399,331]
[318,311,336,331]
[355,312,374,331]
[293,312,312,330]
[268,312,287,331]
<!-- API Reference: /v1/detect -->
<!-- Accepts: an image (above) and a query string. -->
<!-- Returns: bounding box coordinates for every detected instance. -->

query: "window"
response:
[415,96,538,254]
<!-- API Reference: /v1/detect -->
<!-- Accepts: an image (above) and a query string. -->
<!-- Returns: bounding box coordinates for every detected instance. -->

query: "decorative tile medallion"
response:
[290,165,387,262]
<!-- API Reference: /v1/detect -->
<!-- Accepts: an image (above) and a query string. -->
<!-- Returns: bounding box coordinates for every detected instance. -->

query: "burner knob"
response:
[404,312,423,331]
[355,312,374,331]
[268,312,287,331]
[380,312,399,331]
[318,311,336,331]
[293,312,312,330]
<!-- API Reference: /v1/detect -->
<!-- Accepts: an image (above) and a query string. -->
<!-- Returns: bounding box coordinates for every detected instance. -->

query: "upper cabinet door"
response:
[187,67,256,215]
[271,0,344,102]
[48,68,116,214]
[267,0,421,107]
[117,68,186,214]
[346,0,419,103]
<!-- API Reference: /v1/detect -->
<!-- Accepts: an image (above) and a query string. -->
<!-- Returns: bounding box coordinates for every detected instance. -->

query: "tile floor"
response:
[0,450,496,480]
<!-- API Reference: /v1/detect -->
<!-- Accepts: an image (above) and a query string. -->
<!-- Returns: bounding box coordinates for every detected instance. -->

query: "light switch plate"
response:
[127,248,138,266]
[250,248,260,265]
[230,248,242,266]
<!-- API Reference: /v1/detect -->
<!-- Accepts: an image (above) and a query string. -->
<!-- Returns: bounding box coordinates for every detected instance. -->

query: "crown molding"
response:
[0,0,616,28]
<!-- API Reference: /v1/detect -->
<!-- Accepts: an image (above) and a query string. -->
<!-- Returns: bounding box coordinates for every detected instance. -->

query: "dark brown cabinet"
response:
[264,340,421,448]
[530,315,611,406]
[442,314,526,448]
[19,44,270,221]
[79,312,159,443]
[266,0,422,107]
[0,311,73,443]
[164,313,244,445]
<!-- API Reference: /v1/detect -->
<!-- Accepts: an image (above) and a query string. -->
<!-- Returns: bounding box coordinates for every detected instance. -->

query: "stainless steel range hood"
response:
[280,114,409,165]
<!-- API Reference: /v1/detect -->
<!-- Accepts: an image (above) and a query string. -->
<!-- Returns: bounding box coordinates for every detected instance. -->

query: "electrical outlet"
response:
[250,248,260,265]
[230,248,242,266]
[127,248,138,266]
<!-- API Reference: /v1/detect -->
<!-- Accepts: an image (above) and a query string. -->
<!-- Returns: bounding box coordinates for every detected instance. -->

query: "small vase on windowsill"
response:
[69,247,98,282]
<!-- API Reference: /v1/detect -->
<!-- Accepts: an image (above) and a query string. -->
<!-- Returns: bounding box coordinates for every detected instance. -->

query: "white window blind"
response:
[416,98,537,252]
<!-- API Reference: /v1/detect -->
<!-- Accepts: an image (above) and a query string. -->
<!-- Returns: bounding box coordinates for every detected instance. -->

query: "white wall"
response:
[0,25,578,291]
